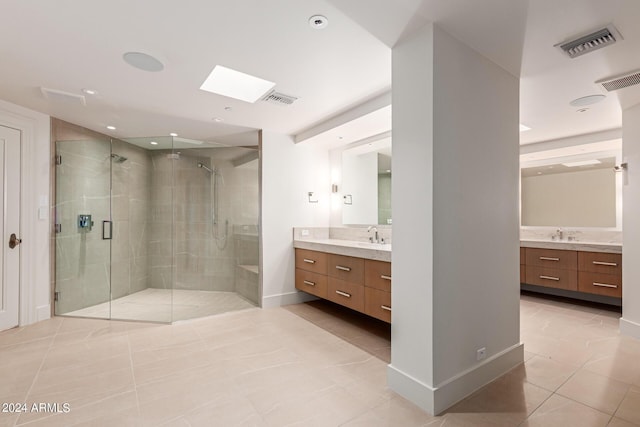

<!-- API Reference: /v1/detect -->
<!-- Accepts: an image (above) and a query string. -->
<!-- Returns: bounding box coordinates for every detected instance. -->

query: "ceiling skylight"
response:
[561,159,602,167]
[200,65,275,103]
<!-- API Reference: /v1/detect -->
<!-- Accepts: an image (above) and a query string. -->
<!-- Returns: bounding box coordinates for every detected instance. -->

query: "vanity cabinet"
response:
[521,247,622,303]
[295,249,391,323]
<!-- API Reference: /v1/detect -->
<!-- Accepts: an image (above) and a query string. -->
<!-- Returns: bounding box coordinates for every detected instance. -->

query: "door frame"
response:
[0,100,51,326]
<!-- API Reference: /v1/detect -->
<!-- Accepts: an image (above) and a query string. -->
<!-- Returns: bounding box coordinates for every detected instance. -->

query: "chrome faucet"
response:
[367,226,379,243]
[553,228,564,241]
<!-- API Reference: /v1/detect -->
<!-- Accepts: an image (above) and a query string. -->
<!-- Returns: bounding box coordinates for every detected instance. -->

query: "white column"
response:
[389,23,522,414]
[621,103,640,339]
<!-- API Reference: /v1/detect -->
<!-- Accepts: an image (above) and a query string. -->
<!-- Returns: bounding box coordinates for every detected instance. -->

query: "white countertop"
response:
[293,238,392,262]
[520,239,622,254]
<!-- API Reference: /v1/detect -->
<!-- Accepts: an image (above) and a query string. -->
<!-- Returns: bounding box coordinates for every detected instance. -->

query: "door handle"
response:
[8,233,22,249]
[102,221,113,240]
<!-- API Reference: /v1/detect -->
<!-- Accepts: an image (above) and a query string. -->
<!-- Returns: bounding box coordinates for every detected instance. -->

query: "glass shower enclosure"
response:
[54,135,260,323]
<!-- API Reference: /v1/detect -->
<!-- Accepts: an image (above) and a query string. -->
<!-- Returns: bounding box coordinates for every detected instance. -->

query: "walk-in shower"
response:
[53,131,260,323]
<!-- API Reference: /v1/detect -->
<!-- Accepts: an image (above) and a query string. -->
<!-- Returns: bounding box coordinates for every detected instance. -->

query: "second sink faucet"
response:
[367,226,379,243]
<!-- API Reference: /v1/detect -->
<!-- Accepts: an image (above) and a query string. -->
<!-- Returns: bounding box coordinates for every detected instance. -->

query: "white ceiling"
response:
[1,0,639,147]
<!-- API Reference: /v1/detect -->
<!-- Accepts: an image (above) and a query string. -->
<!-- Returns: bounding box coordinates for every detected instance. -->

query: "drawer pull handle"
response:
[539,257,560,261]
[303,280,316,287]
[336,265,351,272]
[540,275,560,281]
[592,261,617,267]
[381,275,392,281]
[593,282,618,289]
[335,290,351,298]
[381,305,392,312]
[303,258,316,264]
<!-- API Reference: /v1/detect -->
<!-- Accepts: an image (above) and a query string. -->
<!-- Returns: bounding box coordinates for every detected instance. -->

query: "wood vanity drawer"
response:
[327,277,364,312]
[525,248,577,270]
[328,254,364,284]
[295,249,328,274]
[525,266,577,291]
[364,288,391,323]
[520,265,526,283]
[578,271,622,298]
[520,248,526,264]
[578,252,622,276]
[364,260,391,292]
[295,269,327,298]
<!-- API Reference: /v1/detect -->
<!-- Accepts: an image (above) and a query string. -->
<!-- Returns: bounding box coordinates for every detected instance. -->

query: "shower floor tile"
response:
[64,288,256,322]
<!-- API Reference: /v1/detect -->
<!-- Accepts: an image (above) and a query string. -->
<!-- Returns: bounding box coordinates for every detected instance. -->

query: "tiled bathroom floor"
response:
[0,294,639,426]
[63,288,256,322]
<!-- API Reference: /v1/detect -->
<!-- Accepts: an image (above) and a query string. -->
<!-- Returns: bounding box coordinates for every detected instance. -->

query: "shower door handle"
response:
[102,220,113,240]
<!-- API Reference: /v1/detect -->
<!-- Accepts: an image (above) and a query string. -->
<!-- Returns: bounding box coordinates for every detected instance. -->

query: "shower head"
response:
[111,153,128,163]
[197,162,214,173]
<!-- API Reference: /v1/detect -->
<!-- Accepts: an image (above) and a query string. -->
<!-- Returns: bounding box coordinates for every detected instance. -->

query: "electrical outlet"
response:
[476,347,486,361]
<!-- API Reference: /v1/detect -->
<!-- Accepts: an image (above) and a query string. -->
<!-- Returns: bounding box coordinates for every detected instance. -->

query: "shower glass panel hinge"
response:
[54,223,62,233]
[54,291,60,302]
[55,154,62,165]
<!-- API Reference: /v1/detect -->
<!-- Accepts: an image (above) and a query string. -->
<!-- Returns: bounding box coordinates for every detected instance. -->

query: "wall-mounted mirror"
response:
[520,139,622,229]
[341,136,392,225]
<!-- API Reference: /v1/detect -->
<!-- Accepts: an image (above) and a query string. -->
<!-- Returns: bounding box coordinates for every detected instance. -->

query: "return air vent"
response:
[596,70,640,92]
[261,90,298,106]
[40,87,86,106]
[556,25,622,59]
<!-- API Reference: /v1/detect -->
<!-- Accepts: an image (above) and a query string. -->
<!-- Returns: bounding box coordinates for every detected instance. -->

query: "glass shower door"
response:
[54,138,112,318]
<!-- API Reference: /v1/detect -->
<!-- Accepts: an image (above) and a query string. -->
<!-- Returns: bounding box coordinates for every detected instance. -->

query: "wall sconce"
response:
[343,194,352,205]
[308,191,318,203]
[331,184,338,193]
[614,163,628,172]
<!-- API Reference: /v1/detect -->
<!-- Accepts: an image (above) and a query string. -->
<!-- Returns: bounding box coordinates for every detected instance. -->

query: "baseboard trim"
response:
[36,304,51,322]
[388,342,524,415]
[261,291,316,309]
[620,317,640,340]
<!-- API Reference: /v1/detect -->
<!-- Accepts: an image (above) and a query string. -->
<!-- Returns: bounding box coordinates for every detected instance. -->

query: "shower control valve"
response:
[78,214,94,230]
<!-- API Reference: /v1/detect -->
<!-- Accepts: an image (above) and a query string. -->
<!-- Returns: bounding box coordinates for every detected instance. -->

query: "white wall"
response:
[342,150,378,224]
[522,168,616,227]
[260,131,331,308]
[389,23,522,414]
[622,103,640,339]
[0,99,51,324]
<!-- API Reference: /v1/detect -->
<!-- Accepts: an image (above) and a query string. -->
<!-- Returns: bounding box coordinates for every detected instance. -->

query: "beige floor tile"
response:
[0,317,62,347]
[583,351,640,385]
[521,394,611,427]
[343,396,440,427]
[444,370,552,426]
[616,387,640,425]
[514,355,579,391]
[557,369,630,415]
[608,417,640,427]
[172,394,267,427]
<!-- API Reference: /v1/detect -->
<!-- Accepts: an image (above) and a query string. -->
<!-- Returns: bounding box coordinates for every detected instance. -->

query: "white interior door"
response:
[0,125,21,331]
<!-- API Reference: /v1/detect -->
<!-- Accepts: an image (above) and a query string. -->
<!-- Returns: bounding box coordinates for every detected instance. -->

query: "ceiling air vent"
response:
[556,25,622,59]
[596,69,640,92]
[40,87,86,106]
[261,90,298,106]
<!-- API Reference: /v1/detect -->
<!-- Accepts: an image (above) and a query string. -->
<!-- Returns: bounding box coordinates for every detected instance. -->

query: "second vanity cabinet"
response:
[521,246,622,302]
[295,248,391,323]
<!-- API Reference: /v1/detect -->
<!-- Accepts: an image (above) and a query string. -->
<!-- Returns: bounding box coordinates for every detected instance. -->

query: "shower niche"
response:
[54,131,260,323]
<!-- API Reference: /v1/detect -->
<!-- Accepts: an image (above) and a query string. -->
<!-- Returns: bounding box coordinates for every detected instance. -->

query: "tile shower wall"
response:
[148,148,259,296]
[55,138,152,313]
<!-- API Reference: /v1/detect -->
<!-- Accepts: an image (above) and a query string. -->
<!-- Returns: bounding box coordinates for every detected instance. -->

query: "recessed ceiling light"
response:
[82,88,97,95]
[200,65,275,103]
[562,159,602,167]
[569,94,605,107]
[519,124,531,132]
[213,117,224,122]
[309,15,328,29]
[150,141,158,145]
[106,125,116,130]
[123,52,164,72]
[169,132,178,137]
